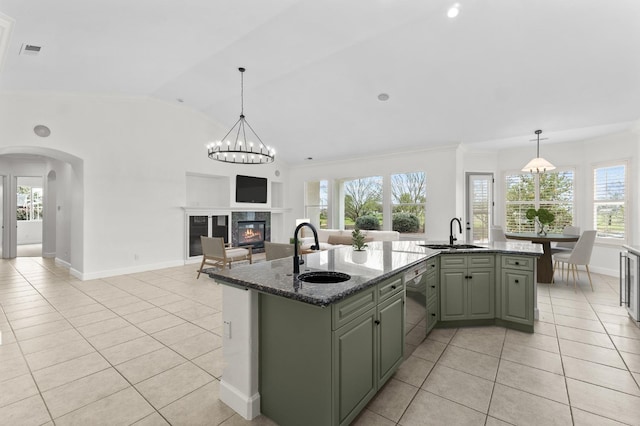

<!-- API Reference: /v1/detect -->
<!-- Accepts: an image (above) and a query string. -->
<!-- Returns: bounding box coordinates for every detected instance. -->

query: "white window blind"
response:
[593,163,626,240]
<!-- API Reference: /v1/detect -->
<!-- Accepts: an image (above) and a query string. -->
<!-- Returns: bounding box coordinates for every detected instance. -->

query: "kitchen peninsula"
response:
[208,240,541,426]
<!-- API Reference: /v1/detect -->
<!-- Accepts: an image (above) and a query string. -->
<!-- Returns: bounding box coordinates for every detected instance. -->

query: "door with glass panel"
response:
[465,173,494,244]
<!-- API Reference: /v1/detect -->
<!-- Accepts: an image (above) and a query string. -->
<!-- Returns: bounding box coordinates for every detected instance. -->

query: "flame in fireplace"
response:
[242,228,263,242]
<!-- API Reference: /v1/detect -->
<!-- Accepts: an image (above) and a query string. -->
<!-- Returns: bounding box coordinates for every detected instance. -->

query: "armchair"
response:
[196,236,252,279]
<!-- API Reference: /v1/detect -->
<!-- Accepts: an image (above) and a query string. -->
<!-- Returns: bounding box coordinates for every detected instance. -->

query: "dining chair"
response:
[264,241,295,261]
[196,236,252,278]
[552,230,596,291]
[551,225,581,254]
[490,226,507,243]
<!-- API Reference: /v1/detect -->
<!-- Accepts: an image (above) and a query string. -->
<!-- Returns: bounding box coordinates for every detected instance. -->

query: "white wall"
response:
[0,92,287,279]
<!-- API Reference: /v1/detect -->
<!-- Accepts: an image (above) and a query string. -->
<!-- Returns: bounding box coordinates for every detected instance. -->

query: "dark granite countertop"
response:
[208,240,542,307]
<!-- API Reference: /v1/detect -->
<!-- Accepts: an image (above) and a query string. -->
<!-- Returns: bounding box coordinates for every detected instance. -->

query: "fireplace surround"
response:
[231,212,271,253]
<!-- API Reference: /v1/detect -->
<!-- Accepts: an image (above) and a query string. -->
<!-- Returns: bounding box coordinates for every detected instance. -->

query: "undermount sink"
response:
[419,244,484,250]
[297,271,351,284]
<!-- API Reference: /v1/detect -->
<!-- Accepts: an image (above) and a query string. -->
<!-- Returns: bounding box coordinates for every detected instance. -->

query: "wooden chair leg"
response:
[571,264,577,292]
[197,257,207,279]
[585,264,594,291]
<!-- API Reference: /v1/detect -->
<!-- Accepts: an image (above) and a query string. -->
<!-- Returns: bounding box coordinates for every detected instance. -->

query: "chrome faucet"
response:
[449,217,462,245]
[293,222,319,274]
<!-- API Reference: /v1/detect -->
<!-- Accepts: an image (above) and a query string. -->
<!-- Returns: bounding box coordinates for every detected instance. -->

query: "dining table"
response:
[505,232,580,283]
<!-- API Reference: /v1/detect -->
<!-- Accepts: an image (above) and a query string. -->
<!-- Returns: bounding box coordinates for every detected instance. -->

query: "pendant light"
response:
[207,67,275,164]
[521,130,555,173]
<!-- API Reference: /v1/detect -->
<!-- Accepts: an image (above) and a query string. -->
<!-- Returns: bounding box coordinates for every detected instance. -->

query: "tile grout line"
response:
[2,261,221,425]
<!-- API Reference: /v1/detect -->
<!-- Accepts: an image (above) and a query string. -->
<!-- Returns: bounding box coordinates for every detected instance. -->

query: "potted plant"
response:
[525,208,555,236]
[351,228,368,264]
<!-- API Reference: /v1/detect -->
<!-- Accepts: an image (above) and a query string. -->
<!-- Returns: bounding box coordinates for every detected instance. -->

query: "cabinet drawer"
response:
[378,276,403,303]
[332,287,376,330]
[426,258,438,271]
[440,255,468,269]
[426,273,438,303]
[469,255,495,268]
[501,255,534,271]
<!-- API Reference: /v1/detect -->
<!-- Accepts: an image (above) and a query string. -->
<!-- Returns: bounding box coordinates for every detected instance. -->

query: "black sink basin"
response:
[297,271,351,284]
[419,244,484,250]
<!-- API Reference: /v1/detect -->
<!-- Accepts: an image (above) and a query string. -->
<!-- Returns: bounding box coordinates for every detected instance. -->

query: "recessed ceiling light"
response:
[33,125,51,137]
[377,93,390,101]
[305,157,313,160]
[447,4,460,18]
[176,98,184,103]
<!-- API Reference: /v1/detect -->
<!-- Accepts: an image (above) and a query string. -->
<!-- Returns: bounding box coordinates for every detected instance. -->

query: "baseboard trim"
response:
[76,260,185,281]
[219,379,261,420]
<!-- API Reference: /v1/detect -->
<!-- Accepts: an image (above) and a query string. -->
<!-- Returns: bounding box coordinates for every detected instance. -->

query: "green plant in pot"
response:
[351,228,368,264]
[352,228,368,251]
[525,208,555,236]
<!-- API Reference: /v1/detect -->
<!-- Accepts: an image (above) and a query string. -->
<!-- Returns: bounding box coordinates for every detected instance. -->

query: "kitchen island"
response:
[208,240,541,425]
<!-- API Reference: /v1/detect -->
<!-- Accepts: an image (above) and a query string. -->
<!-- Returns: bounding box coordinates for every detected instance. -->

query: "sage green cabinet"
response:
[333,306,377,424]
[425,258,439,332]
[260,274,405,426]
[500,255,534,326]
[377,290,404,384]
[440,254,495,321]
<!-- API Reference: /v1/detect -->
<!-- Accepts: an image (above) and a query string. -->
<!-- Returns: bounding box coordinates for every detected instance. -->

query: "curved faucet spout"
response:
[449,217,462,245]
[293,222,319,274]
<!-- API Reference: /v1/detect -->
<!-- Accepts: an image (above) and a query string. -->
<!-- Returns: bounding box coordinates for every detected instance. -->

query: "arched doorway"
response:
[0,146,84,274]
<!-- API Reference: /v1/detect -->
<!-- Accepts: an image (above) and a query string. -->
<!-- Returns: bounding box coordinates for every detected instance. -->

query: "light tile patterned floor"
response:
[1,258,639,425]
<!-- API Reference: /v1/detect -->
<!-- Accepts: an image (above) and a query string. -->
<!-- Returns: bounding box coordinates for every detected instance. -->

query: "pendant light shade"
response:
[207,67,275,164]
[521,130,555,173]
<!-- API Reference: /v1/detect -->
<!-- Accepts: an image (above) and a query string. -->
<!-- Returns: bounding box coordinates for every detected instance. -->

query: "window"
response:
[17,185,43,221]
[505,169,574,233]
[305,180,329,229]
[343,176,382,230]
[391,172,426,235]
[593,162,626,241]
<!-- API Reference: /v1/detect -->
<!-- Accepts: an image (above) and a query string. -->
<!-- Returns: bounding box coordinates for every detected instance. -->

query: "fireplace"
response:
[237,220,266,249]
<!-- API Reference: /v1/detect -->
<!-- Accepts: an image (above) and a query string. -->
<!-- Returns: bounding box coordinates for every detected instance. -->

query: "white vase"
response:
[352,250,368,264]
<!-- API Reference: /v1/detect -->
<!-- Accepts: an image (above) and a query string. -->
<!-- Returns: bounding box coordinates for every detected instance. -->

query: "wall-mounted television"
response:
[236,175,268,204]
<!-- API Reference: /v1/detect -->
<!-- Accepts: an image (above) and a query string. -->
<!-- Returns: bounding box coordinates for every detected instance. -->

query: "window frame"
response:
[503,167,576,234]
[592,159,629,245]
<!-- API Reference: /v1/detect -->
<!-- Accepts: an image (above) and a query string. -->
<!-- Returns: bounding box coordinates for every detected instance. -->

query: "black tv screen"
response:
[236,175,268,203]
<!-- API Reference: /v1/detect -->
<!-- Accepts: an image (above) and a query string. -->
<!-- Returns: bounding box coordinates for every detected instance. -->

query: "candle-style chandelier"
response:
[207,67,275,164]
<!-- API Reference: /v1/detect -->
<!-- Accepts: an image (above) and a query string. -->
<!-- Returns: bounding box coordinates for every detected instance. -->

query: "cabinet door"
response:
[501,270,533,325]
[333,309,377,426]
[440,269,466,320]
[378,291,405,385]
[467,268,495,319]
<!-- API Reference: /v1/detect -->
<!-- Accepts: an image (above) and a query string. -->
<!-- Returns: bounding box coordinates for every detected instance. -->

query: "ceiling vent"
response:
[20,43,42,56]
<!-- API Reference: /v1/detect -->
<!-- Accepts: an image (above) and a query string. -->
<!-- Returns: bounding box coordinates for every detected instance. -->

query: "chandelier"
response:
[521,130,555,173]
[207,67,275,164]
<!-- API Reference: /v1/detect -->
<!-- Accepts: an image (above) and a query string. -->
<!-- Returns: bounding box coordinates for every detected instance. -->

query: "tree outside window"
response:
[505,170,574,233]
[343,176,382,230]
[391,172,426,234]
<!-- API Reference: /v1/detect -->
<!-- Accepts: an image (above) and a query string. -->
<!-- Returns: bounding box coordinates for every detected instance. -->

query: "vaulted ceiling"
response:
[1,0,639,164]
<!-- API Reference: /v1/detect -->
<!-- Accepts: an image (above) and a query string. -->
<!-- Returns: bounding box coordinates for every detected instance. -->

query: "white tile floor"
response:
[1,257,639,425]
